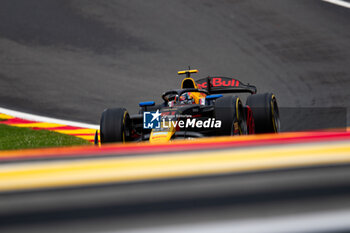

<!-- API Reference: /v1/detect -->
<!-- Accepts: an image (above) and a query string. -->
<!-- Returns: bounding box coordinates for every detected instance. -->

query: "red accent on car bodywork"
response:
[246,106,255,134]
[197,77,240,89]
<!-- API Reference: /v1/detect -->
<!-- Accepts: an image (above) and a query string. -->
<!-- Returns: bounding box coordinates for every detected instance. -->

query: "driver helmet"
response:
[179,93,194,104]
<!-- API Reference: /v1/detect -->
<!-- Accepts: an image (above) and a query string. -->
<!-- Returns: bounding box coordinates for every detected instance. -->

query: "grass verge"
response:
[0,124,90,150]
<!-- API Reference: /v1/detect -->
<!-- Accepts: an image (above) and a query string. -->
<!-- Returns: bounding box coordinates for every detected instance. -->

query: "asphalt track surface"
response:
[0,0,349,128]
[1,0,350,232]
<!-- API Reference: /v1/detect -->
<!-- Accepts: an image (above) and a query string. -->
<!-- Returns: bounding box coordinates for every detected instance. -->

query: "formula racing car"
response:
[96,69,280,144]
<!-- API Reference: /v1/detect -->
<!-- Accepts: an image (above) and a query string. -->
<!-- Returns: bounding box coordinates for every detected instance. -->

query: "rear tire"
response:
[215,95,247,136]
[100,108,131,143]
[246,93,280,133]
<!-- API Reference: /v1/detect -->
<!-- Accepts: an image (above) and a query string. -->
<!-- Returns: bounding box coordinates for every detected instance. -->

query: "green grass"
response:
[0,124,91,150]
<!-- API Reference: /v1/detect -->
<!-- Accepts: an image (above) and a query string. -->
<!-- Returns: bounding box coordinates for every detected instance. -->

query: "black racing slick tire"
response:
[100,108,131,143]
[246,93,280,133]
[215,95,247,136]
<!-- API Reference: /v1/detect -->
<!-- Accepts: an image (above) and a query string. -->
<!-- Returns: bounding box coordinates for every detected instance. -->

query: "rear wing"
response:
[196,77,257,94]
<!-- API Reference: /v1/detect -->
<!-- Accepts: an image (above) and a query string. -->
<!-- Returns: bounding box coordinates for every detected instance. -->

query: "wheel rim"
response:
[271,95,280,133]
[122,111,131,143]
[231,98,247,135]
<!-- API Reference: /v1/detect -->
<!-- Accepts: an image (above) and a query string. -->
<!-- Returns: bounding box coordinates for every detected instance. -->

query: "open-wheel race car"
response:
[96,69,280,144]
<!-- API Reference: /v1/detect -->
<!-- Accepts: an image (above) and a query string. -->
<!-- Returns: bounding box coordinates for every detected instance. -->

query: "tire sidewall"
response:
[100,108,130,143]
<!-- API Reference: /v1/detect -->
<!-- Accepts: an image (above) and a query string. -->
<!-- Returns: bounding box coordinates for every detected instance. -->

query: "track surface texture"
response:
[0,0,349,128]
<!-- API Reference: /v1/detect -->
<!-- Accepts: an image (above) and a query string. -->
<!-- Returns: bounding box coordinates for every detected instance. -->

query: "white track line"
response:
[322,0,350,8]
[0,107,99,130]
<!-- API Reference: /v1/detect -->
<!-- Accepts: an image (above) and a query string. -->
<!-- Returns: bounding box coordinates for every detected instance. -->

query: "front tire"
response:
[100,108,131,143]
